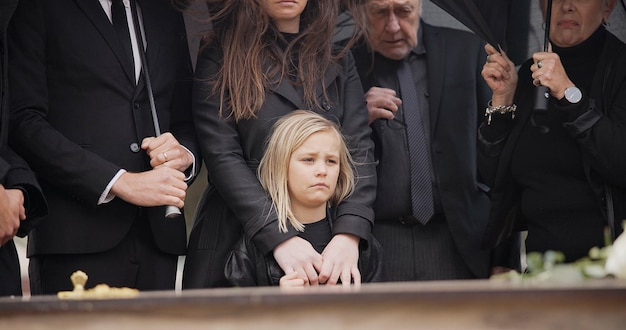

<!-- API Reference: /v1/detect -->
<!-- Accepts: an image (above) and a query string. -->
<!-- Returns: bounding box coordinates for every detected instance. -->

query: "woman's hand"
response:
[531,46,575,100]
[273,236,323,285]
[319,233,361,287]
[482,44,518,106]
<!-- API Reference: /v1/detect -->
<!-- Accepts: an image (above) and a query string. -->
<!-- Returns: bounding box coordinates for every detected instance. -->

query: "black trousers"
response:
[29,214,177,295]
[373,214,475,281]
[0,240,22,297]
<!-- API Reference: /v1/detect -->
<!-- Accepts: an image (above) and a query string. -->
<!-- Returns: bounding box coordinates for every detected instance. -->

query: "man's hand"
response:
[319,233,361,287]
[273,236,323,286]
[0,185,25,246]
[110,167,187,208]
[365,87,402,124]
[142,132,193,172]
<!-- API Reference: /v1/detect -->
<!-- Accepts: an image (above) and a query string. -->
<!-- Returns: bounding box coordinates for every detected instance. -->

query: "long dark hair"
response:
[200,0,354,122]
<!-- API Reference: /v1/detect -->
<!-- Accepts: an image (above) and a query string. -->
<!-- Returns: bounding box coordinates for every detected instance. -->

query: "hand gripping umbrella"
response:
[129,0,182,218]
[431,1,552,116]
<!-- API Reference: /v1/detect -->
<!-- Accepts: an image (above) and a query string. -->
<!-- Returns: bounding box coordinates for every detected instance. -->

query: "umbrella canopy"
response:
[430,0,510,49]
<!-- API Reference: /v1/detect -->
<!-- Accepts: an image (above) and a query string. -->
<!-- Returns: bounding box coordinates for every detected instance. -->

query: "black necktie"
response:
[111,0,134,79]
[397,59,434,225]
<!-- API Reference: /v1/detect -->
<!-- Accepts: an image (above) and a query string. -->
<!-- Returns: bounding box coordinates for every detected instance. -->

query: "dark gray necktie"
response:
[111,0,134,79]
[397,59,434,225]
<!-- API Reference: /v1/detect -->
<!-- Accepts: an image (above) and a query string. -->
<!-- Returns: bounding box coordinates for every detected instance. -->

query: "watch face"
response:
[565,87,582,104]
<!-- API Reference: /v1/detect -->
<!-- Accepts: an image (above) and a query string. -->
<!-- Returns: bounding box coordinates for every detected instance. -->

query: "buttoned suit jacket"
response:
[8,0,198,257]
[352,23,495,278]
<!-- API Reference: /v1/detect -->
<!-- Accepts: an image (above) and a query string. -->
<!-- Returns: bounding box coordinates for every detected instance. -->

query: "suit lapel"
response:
[271,74,305,109]
[75,0,135,82]
[132,0,153,99]
[271,61,340,110]
[424,26,445,137]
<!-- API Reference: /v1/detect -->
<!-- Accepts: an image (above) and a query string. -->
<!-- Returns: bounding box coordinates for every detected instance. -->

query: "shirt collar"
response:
[411,21,426,56]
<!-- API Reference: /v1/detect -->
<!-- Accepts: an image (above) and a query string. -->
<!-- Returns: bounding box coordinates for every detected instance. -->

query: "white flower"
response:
[605,230,626,279]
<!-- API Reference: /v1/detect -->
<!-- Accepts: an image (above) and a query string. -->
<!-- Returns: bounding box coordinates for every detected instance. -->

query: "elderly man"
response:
[350,0,518,280]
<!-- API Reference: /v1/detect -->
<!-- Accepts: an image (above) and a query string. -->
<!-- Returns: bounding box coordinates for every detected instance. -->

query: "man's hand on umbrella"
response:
[110,168,187,208]
[142,132,193,173]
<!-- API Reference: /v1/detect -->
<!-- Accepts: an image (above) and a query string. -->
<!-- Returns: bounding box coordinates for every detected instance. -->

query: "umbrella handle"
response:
[534,86,549,112]
[165,206,182,218]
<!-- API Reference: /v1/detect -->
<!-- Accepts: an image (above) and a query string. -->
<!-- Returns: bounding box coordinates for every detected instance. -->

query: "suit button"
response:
[322,101,331,111]
[134,102,140,110]
[130,143,140,153]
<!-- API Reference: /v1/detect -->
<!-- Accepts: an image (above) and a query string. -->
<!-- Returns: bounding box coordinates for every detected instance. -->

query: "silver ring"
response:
[163,152,168,161]
[537,60,543,69]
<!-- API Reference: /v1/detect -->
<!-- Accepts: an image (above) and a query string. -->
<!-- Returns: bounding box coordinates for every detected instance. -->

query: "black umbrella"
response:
[430,0,551,114]
[429,0,510,49]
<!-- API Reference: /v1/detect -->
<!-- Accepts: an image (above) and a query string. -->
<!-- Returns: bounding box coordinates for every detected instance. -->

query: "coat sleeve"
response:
[332,52,377,240]
[7,0,122,204]
[561,41,626,189]
[0,147,48,237]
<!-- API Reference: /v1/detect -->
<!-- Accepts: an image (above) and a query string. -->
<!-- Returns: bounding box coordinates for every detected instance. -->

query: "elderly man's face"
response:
[365,0,421,60]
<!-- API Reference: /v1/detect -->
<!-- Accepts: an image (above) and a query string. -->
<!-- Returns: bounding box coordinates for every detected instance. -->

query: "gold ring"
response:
[163,152,168,161]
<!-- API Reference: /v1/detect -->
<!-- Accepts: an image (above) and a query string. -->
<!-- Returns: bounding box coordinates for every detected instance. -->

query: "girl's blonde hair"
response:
[258,110,355,233]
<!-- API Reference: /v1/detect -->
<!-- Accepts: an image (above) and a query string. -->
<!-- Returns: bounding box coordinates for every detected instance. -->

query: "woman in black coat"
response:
[183,0,376,288]
[479,0,626,262]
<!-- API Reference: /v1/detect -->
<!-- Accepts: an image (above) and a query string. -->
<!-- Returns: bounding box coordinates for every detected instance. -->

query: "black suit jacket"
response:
[1,0,47,296]
[7,0,198,257]
[352,23,496,278]
[2,0,47,230]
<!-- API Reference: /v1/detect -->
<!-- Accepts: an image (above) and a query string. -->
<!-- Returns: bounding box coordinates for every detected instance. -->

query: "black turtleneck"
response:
[552,26,606,95]
[511,27,607,262]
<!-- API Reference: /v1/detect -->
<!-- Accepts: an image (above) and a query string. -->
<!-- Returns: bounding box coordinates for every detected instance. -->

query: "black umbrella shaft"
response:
[129,0,181,218]
[129,0,161,136]
[543,0,553,51]
[535,0,552,115]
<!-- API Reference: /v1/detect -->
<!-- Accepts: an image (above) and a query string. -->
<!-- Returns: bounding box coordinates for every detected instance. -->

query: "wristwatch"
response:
[564,86,582,104]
